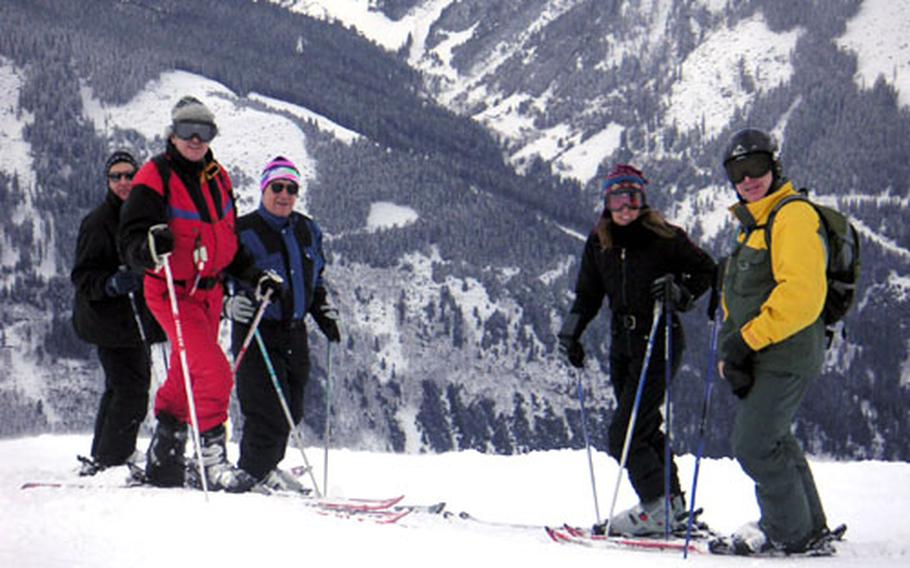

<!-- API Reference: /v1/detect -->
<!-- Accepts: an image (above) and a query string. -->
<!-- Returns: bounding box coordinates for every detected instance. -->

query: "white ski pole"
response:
[323,341,333,497]
[604,300,663,537]
[252,328,322,497]
[158,250,209,499]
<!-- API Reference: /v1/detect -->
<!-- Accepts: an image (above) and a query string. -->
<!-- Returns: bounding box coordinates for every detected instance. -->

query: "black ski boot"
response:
[145,413,187,488]
[199,425,256,493]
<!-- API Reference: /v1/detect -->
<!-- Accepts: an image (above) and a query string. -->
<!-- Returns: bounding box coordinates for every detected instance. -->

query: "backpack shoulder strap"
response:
[150,154,172,202]
[763,190,815,252]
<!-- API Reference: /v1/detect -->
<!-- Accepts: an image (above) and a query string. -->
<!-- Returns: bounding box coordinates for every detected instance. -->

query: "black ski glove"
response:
[312,288,341,343]
[651,274,693,312]
[105,268,142,297]
[723,363,754,399]
[720,331,756,398]
[557,312,587,368]
[558,337,585,368]
[721,330,754,369]
[707,260,725,320]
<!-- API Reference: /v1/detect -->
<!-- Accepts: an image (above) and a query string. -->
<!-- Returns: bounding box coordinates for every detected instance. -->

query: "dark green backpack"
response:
[765,188,861,329]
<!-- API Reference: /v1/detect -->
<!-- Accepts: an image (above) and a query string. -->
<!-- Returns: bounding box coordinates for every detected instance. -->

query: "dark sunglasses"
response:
[725,153,773,184]
[107,171,135,182]
[270,181,299,196]
[173,121,218,143]
[605,188,645,212]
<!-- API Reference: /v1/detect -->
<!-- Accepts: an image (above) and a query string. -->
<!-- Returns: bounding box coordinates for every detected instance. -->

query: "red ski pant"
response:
[144,276,231,433]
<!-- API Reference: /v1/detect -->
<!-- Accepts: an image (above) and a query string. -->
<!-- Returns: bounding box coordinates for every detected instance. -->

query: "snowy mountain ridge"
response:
[0,0,908,460]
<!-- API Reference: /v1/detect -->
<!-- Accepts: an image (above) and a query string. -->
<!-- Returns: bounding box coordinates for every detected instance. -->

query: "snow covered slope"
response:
[2,435,908,567]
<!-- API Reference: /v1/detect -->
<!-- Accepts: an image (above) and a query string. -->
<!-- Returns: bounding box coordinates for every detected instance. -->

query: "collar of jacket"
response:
[729,180,798,230]
[105,188,125,209]
[257,204,296,232]
[165,139,214,178]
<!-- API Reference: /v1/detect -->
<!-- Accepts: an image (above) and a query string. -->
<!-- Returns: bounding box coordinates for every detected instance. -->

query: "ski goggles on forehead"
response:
[725,153,773,184]
[173,121,218,143]
[604,188,645,211]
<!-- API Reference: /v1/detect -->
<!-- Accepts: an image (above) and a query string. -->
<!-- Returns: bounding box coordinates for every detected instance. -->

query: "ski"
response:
[439,509,550,531]
[313,493,405,512]
[546,524,707,554]
[707,523,847,557]
[394,501,447,515]
[21,477,406,517]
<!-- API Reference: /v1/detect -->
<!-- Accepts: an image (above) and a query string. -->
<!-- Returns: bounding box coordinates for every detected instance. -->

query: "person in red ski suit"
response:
[119,96,282,491]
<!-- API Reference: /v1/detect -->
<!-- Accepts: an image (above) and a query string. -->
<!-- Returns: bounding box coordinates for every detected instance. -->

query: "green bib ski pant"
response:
[731,367,827,548]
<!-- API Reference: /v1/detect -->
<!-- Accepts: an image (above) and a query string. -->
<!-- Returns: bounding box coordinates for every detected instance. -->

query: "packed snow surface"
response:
[1,435,908,567]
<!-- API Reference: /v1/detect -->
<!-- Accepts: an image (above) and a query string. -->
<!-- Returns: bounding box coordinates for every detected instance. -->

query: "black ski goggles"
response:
[173,121,218,143]
[604,188,645,211]
[725,153,773,184]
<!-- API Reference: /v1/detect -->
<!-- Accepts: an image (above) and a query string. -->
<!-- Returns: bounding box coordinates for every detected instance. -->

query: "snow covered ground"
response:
[1,435,908,567]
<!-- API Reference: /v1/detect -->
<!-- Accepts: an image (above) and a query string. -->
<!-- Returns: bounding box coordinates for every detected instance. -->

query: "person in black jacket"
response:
[223,156,340,493]
[557,163,716,536]
[71,150,166,474]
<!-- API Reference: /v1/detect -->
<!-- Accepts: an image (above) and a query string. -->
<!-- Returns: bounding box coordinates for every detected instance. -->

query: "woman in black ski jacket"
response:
[558,163,716,536]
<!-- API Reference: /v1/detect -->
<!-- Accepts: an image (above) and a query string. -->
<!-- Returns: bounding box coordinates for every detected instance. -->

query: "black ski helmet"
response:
[722,127,783,186]
[722,128,776,164]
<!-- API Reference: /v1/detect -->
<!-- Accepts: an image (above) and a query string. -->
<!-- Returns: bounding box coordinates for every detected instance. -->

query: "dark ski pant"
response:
[732,367,827,548]
[92,344,151,465]
[235,323,310,480]
[607,333,682,504]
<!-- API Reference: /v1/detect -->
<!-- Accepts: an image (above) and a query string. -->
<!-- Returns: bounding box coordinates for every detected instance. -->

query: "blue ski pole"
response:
[663,276,674,541]
[683,268,723,558]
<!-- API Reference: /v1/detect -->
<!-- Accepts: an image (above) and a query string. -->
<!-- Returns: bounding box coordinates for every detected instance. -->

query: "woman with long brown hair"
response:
[558,163,716,536]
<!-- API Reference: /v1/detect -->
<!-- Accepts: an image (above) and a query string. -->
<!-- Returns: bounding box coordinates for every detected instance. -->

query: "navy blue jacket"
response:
[235,206,331,327]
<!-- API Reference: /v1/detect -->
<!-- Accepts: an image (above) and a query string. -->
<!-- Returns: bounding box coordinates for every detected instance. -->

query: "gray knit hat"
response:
[171,95,216,125]
[166,95,217,139]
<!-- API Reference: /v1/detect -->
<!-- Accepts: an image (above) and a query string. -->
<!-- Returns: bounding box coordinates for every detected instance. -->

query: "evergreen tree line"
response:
[0,0,907,459]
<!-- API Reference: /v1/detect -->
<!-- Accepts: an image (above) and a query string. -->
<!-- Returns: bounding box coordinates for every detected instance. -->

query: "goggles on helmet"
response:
[724,152,773,184]
[173,121,217,143]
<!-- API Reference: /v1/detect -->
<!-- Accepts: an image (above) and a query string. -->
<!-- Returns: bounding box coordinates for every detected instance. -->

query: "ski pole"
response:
[684,269,724,558]
[323,341,333,497]
[252,329,322,497]
[128,285,169,373]
[604,300,663,538]
[231,288,273,373]
[663,276,674,541]
[127,289,150,360]
[159,252,208,499]
[575,367,601,525]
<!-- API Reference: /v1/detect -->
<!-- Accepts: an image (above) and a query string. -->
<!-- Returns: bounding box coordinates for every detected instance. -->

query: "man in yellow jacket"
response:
[717,128,830,555]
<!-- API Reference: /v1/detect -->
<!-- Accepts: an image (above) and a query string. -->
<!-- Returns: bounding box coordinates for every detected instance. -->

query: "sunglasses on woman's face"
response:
[173,121,217,143]
[107,171,135,182]
[270,181,299,196]
[605,188,645,211]
[725,153,773,184]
